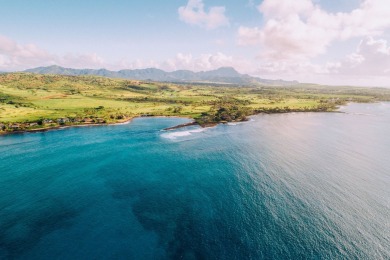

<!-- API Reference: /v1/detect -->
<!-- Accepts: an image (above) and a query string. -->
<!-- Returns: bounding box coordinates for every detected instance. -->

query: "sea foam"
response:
[160,128,207,140]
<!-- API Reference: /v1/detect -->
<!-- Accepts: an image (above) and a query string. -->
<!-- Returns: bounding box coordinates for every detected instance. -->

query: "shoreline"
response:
[0,118,134,136]
[0,115,197,136]
[0,108,349,137]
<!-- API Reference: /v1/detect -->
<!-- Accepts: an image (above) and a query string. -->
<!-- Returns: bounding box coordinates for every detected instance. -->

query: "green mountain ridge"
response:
[24,65,298,86]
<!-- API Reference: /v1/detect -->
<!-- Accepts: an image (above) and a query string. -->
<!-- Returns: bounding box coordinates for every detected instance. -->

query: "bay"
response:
[0,103,389,259]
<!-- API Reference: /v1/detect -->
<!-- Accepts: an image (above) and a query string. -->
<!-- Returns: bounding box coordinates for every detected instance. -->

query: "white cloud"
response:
[250,37,390,86]
[237,27,262,46]
[0,34,105,71]
[162,52,235,71]
[0,35,54,69]
[259,0,314,19]
[118,52,251,73]
[234,0,390,86]
[178,0,229,30]
[114,59,160,71]
[330,37,390,76]
[0,35,242,73]
[61,53,105,69]
[238,0,390,61]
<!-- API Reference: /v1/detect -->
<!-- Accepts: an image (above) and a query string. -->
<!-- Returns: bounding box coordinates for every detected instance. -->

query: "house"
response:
[83,118,94,123]
[43,119,54,124]
[56,118,70,124]
[96,118,106,123]
[10,124,21,130]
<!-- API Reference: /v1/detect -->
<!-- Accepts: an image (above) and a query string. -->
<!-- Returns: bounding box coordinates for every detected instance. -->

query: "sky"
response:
[0,0,390,86]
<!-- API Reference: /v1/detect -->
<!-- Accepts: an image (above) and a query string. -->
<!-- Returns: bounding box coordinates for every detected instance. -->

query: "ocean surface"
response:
[0,103,389,259]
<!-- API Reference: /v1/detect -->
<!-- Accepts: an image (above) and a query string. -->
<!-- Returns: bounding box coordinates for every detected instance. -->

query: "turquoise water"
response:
[1,103,389,259]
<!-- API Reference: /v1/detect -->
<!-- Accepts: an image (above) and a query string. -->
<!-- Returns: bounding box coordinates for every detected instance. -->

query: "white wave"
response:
[161,128,207,140]
[345,112,375,116]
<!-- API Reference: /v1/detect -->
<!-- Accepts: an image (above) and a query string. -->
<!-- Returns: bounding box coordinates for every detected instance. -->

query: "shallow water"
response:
[1,103,389,259]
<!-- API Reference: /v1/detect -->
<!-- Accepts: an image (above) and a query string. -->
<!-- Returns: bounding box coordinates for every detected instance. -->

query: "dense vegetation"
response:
[1,73,390,133]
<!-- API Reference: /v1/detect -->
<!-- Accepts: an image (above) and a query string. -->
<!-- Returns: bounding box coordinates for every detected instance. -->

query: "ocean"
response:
[1,102,389,259]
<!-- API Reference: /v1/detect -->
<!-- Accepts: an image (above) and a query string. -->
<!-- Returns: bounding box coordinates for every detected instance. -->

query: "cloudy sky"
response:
[1,0,390,86]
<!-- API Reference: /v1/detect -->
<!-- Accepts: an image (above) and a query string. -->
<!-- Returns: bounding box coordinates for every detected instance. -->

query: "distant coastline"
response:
[2,72,390,136]
[1,107,344,136]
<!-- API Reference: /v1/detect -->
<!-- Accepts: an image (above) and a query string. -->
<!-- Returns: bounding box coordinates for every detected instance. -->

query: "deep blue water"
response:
[1,103,389,259]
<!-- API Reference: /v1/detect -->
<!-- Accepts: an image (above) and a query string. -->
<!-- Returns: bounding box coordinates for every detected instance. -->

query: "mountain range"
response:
[24,65,298,86]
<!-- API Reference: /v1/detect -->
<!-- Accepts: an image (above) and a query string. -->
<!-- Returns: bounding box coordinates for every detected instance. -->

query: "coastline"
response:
[0,110,340,137]
[0,115,198,136]
[0,118,134,136]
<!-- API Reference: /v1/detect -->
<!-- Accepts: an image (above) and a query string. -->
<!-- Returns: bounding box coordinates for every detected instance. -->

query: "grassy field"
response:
[1,73,390,133]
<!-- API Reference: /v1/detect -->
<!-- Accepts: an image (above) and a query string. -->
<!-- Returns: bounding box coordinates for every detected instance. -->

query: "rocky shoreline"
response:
[162,122,198,131]
[0,115,233,136]
[0,107,344,136]
[0,117,133,136]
